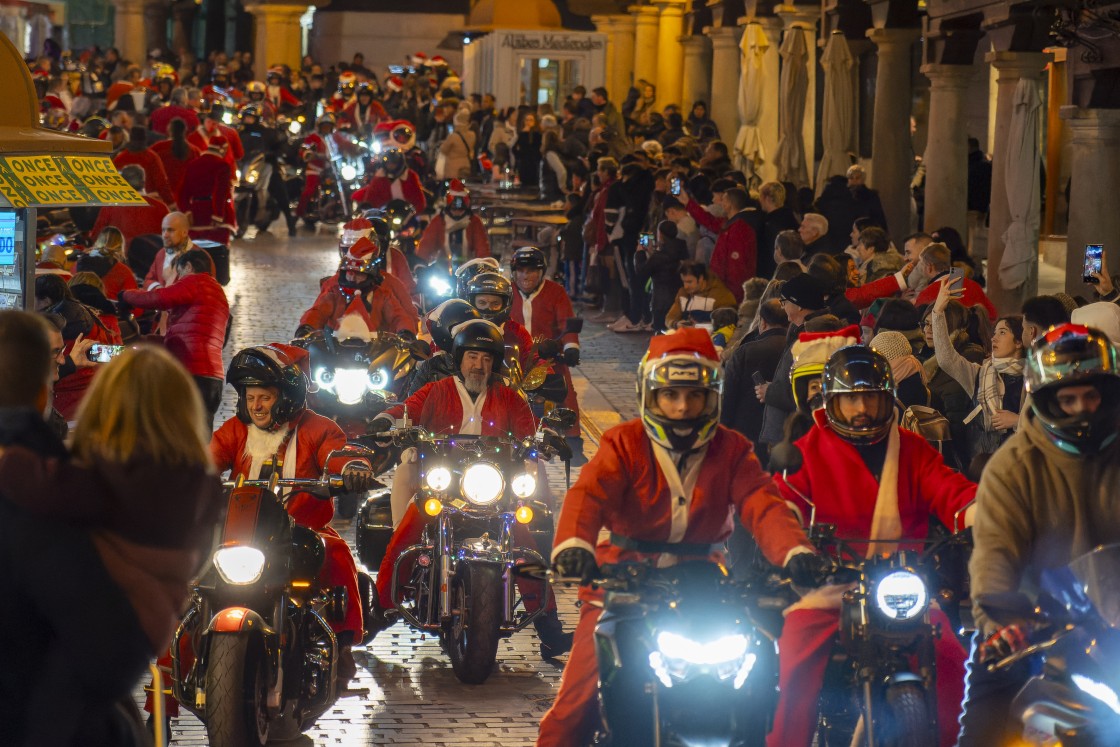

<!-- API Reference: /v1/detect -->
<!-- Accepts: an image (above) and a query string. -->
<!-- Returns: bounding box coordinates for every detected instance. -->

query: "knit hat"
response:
[1071,302,1120,346]
[790,324,860,410]
[780,273,827,311]
[870,330,914,362]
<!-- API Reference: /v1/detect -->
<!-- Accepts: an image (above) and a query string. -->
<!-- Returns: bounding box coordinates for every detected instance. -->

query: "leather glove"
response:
[979,623,1030,664]
[366,416,392,435]
[341,464,376,493]
[563,347,580,367]
[552,547,598,585]
[786,551,831,588]
[294,324,316,339]
[537,339,562,360]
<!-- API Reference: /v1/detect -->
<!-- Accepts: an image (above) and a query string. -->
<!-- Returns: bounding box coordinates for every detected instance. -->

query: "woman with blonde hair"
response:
[0,345,223,745]
[76,225,138,300]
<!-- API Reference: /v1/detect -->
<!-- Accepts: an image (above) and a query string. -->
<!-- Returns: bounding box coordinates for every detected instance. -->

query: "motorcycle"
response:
[233,151,279,238]
[302,132,366,228]
[413,259,456,315]
[357,408,573,684]
[292,326,425,518]
[166,462,379,747]
[979,543,1120,746]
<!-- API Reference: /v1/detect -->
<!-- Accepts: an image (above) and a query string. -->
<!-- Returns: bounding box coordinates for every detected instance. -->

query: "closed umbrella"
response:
[774,27,809,188]
[1000,78,1042,291]
[815,32,855,195]
[733,23,767,180]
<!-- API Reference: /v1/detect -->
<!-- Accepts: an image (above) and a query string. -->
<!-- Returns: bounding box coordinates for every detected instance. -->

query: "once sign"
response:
[0,155,146,207]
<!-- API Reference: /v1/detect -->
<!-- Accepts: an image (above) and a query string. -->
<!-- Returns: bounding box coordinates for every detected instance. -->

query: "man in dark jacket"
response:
[758,181,800,278]
[721,299,789,447]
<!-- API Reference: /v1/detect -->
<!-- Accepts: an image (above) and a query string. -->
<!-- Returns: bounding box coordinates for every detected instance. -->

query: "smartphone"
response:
[87,344,124,363]
[670,176,682,196]
[1084,243,1104,284]
[947,266,964,284]
[639,232,654,249]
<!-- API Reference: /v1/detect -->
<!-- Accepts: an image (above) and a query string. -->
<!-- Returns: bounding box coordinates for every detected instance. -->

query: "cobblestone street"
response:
[143,225,653,746]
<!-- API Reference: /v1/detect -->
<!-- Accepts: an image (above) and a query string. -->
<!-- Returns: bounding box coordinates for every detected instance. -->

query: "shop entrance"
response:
[518,57,582,109]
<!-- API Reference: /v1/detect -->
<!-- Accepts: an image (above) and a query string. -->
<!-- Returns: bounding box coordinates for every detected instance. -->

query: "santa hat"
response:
[443,74,462,92]
[429,55,448,67]
[344,235,381,263]
[447,179,468,199]
[645,328,719,368]
[791,324,861,374]
[340,217,373,248]
[386,75,404,92]
[41,94,66,112]
[411,52,428,66]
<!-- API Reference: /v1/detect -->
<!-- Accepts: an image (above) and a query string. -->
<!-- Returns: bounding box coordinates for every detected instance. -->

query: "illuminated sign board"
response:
[0,212,14,266]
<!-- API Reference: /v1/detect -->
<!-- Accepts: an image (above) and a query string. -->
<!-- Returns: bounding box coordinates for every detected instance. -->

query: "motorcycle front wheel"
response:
[880,682,935,747]
[204,633,270,747]
[445,562,503,684]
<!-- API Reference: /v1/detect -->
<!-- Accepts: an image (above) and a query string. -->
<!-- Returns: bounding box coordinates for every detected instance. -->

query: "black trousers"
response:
[957,630,1035,746]
[193,375,224,433]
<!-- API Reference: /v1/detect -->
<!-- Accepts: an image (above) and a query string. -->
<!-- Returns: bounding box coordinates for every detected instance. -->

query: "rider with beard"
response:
[537,329,818,746]
[351,146,426,213]
[400,298,480,398]
[264,66,301,114]
[416,179,490,264]
[766,346,976,747]
[365,319,573,658]
[296,233,416,337]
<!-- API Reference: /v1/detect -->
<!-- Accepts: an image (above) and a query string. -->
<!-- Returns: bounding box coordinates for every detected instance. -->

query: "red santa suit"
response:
[177,150,236,230]
[339,99,388,133]
[416,213,490,264]
[113,147,176,209]
[686,202,758,304]
[385,245,417,299]
[511,279,580,435]
[351,171,426,214]
[90,195,169,250]
[537,420,812,746]
[299,281,415,335]
[374,375,538,607]
[766,409,976,747]
[316,271,419,333]
[265,84,301,112]
[502,318,537,376]
[148,104,199,135]
[186,124,238,173]
[141,242,216,290]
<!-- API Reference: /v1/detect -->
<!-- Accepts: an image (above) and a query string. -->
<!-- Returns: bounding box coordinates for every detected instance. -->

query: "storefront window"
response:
[518,57,582,109]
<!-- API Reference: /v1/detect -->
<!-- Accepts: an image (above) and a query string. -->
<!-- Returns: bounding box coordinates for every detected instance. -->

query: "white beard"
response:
[243,423,291,479]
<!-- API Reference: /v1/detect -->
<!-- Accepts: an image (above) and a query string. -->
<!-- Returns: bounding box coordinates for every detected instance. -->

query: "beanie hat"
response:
[780,273,827,311]
[870,330,914,362]
[1071,302,1120,346]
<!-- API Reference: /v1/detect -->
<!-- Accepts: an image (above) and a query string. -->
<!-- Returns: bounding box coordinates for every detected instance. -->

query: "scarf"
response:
[889,355,926,385]
[973,356,1024,429]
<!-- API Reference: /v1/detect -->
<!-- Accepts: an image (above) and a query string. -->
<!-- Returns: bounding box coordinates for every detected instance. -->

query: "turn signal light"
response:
[515,505,534,524]
[424,498,443,516]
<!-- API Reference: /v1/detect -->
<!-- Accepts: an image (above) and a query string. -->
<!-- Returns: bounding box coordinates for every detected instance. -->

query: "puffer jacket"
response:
[120,273,230,379]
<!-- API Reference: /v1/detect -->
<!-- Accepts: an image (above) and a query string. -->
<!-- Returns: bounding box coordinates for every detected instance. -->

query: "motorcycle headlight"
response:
[213,546,266,585]
[511,472,536,498]
[874,570,929,621]
[246,169,259,184]
[340,164,358,182]
[372,140,382,154]
[333,367,369,405]
[368,368,389,391]
[314,367,335,392]
[288,120,301,135]
[425,466,452,492]
[648,631,755,688]
[461,462,504,506]
[1073,674,1120,715]
[235,168,242,181]
[222,112,234,125]
[428,275,452,297]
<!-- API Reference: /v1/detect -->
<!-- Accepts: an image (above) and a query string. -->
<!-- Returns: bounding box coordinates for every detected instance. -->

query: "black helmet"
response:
[452,319,506,373]
[380,148,407,180]
[821,345,896,445]
[1027,323,1120,455]
[382,198,417,234]
[427,298,481,352]
[227,345,308,430]
[510,246,546,272]
[454,257,500,298]
[465,271,513,326]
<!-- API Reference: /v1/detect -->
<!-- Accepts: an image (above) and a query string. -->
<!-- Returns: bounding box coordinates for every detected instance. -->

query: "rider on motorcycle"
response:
[768,345,977,747]
[201,65,239,103]
[351,146,426,214]
[297,113,343,218]
[509,246,584,461]
[537,328,817,747]
[339,81,388,135]
[265,66,301,114]
[365,319,572,658]
[243,81,277,124]
[237,102,298,236]
[401,298,480,398]
[454,257,500,298]
[335,216,418,323]
[465,271,538,377]
[329,71,358,114]
[416,179,490,264]
[959,323,1120,746]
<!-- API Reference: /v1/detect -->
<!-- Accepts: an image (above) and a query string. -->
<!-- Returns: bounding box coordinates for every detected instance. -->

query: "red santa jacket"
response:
[339,100,388,131]
[416,214,490,263]
[382,375,536,439]
[186,127,238,173]
[113,147,175,208]
[385,246,417,298]
[90,195,169,250]
[148,104,199,135]
[100,260,138,301]
[265,85,301,110]
[351,172,426,213]
[178,153,235,228]
[687,202,757,304]
[210,409,361,530]
[119,272,230,379]
[318,271,419,332]
[217,123,245,162]
[502,319,536,375]
[150,139,201,196]
[299,281,414,334]
[554,420,810,570]
[776,409,976,547]
[914,272,998,321]
[142,243,215,290]
[511,279,578,348]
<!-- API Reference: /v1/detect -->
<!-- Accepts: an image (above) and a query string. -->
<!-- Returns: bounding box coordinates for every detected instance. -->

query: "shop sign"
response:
[0,155,145,208]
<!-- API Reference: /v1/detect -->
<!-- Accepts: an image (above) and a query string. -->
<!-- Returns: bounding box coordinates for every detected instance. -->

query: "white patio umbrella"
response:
[1000,77,1042,291]
[733,23,768,180]
[774,27,809,188]
[815,31,855,195]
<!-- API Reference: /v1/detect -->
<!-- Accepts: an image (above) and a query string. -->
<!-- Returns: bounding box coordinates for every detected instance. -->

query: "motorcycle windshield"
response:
[1045,544,1120,627]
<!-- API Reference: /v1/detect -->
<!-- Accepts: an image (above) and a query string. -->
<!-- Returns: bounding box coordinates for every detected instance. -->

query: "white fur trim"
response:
[790,334,858,366]
[336,313,372,342]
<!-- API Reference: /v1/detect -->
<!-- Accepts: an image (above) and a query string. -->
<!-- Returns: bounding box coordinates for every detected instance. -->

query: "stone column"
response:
[706,25,742,150]
[986,51,1048,312]
[592,14,617,97]
[680,34,711,110]
[867,26,921,240]
[754,16,782,182]
[631,4,660,92]
[169,0,196,59]
[243,1,307,71]
[611,13,637,104]
[1060,107,1120,295]
[143,0,169,54]
[777,6,818,188]
[920,63,975,239]
[113,0,146,64]
[653,0,686,108]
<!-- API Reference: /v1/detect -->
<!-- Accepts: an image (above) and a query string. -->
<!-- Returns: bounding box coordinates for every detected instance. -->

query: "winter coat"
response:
[511,279,580,425]
[513,130,542,187]
[861,248,905,284]
[686,201,758,303]
[635,237,688,301]
[664,273,737,328]
[438,125,476,181]
[552,420,810,574]
[299,281,415,336]
[720,327,787,443]
[178,153,234,228]
[113,147,175,208]
[120,273,229,379]
[416,213,490,263]
[90,195,170,250]
[969,408,1120,634]
[381,375,537,439]
[925,335,986,468]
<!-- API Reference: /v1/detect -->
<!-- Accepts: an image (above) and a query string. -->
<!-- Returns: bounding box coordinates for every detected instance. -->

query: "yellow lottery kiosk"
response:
[0,32,145,311]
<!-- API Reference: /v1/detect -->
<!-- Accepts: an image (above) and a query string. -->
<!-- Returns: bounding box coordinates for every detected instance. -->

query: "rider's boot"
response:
[336,630,358,688]
[534,610,573,660]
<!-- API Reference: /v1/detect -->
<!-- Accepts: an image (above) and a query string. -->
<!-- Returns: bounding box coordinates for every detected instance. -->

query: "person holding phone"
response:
[634,221,690,332]
[912,242,997,321]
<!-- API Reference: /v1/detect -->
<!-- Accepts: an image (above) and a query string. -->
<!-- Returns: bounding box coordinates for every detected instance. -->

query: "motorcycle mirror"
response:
[768,441,804,475]
[976,592,1040,628]
[565,318,584,335]
[543,407,577,431]
[409,338,432,360]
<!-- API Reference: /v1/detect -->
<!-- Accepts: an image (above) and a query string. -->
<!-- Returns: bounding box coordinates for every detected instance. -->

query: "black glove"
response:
[341,464,376,493]
[563,347,580,367]
[537,339,562,360]
[552,547,598,585]
[786,551,831,588]
[294,324,316,339]
[366,416,392,435]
